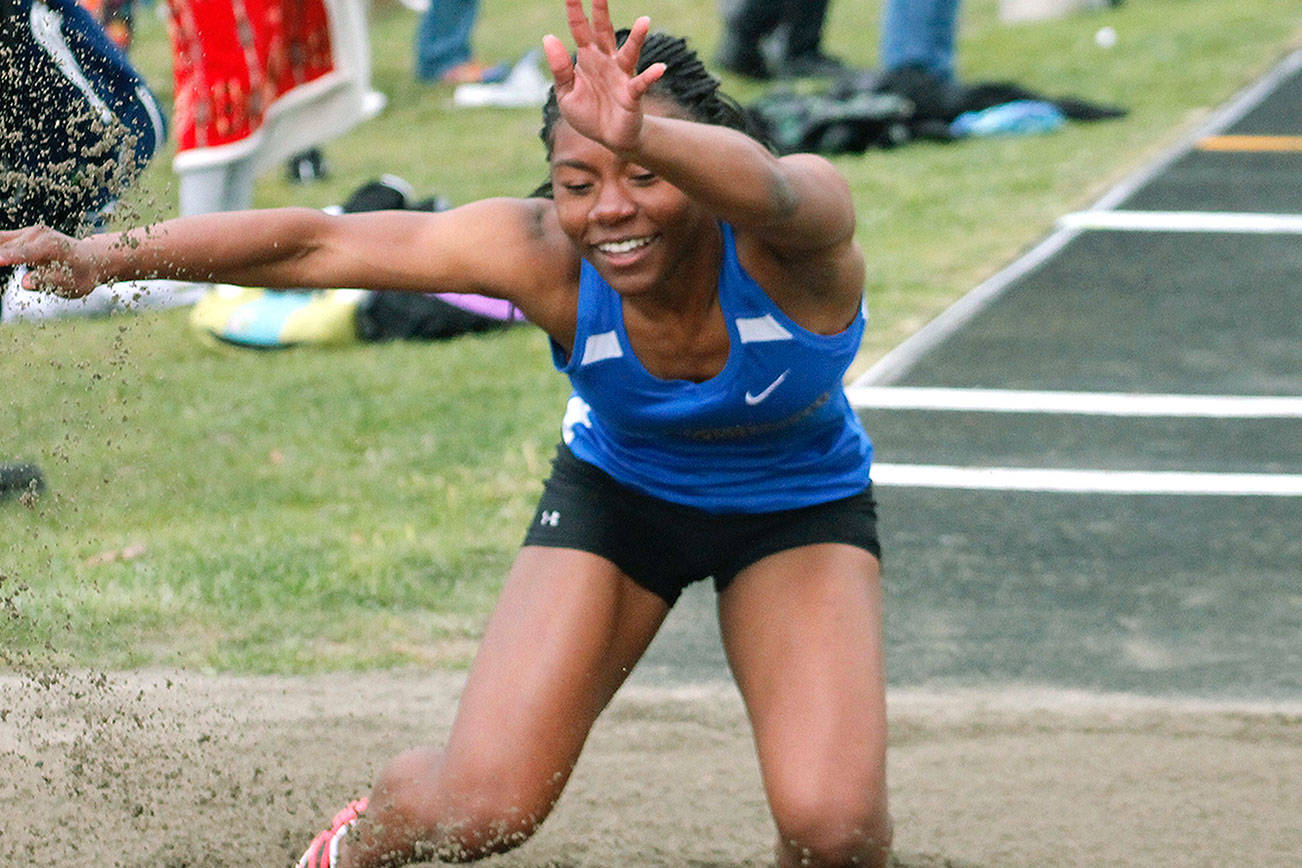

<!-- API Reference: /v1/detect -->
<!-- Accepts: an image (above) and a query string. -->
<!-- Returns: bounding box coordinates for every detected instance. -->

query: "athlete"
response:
[0,1,891,864]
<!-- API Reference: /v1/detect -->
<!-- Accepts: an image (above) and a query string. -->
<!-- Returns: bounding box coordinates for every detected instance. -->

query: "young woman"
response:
[0,1,892,864]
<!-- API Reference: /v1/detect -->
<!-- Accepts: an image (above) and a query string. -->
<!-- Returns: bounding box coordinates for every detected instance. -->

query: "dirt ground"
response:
[2,668,1299,867]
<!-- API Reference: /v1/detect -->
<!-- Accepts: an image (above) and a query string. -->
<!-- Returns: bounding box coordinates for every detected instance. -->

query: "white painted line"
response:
[847,386,1302,418]
[1058,210,1302,234]
[870,463,1302,496]
[851,48,1302,389]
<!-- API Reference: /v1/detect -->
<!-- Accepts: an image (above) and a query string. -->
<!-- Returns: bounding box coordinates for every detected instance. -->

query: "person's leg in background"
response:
[714,0,784,80]
[880,0,961,79]
[877,0,967,123]
[776,0,844,78]
[415,0,493,83]
[177,159,257,216]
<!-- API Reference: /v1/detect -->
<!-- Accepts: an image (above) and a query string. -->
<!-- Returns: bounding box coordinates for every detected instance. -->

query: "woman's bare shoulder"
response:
[733,225,865,336]
[444,197,582,340]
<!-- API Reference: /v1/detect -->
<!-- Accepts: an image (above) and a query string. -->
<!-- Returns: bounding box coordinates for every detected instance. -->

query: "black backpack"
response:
[746,89,916,156]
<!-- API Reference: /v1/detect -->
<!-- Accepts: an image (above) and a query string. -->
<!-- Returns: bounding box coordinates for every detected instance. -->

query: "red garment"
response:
[167,0,335,152]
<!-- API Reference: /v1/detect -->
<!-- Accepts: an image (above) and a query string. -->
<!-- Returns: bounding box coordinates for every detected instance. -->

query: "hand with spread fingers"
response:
[541,0,665,154]
[0,227,99,299]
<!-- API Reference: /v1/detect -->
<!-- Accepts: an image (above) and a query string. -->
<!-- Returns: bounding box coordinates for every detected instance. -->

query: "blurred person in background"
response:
[714,0,847,79]
[416,0,506,83]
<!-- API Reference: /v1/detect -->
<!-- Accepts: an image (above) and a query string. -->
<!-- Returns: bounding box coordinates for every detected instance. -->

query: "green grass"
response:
[3,0,1298,674]
[4,319,565,671]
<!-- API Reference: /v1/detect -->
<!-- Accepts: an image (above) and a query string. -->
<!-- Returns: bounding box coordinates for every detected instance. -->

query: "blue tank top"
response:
[552,223,872,513]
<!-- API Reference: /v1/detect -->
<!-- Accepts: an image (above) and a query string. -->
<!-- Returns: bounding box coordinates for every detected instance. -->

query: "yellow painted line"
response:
[1197,134,1302,152]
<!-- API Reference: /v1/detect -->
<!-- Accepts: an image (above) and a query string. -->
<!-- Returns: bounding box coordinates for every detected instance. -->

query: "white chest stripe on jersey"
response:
[580,330,624,365]
[736,314,793,343]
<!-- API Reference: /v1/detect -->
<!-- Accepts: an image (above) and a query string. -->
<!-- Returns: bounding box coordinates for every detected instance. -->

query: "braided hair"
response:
[533,29,772,198]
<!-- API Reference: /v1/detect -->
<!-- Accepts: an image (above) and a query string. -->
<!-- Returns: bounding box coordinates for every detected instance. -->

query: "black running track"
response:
[633,50,1302,703]
[854,50,1302,703]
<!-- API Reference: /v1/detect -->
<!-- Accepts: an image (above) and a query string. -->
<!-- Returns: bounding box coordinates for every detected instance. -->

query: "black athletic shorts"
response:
[522,444,882,607]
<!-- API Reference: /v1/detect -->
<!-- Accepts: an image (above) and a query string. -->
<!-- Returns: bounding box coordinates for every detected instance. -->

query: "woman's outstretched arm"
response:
[0,198,576,323]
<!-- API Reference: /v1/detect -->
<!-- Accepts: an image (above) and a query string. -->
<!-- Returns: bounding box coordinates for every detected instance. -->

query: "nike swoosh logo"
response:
[745,370,790,405]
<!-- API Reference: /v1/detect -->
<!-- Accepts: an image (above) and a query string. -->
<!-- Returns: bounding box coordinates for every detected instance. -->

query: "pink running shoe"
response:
[297,797,368,868]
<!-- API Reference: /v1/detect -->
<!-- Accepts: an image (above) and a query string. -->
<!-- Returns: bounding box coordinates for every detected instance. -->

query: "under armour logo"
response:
[539,510,561,527]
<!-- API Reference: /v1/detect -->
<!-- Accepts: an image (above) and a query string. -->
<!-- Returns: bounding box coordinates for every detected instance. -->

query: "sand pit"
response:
[2,668,1298,866]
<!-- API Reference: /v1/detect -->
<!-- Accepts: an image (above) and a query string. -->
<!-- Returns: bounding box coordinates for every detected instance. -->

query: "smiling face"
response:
[548,104,718,299]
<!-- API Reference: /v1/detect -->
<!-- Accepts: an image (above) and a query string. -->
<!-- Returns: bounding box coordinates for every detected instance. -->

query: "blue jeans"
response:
[880,0,961,80]
[415,0,478,81]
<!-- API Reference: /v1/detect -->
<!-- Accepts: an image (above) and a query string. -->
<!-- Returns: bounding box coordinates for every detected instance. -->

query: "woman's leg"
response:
[339,546,670,867]
[177,159,256,216]
[718,544,892,868]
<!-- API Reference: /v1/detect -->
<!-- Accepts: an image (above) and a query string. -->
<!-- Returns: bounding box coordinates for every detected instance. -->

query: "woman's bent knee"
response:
[773,791,893,868]
[369,746,559,862]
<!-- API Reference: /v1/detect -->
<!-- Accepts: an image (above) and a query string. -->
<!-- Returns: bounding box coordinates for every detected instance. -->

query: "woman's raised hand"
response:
[0,227,99,298]
[541,0,665,153]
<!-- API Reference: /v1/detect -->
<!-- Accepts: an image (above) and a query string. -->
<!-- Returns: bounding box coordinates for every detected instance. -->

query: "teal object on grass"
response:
[222,291,318,347]
[190,287,365,348]
[950,100,1066,137]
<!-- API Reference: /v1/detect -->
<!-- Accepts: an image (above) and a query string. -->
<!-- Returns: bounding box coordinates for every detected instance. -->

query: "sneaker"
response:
[451,50,551,109]
[297,798,368,868]
[286,147,329,183]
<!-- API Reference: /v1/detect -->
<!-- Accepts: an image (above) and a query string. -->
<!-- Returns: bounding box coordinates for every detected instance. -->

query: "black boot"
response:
[715,0,785,79]
[715,31,771,79]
